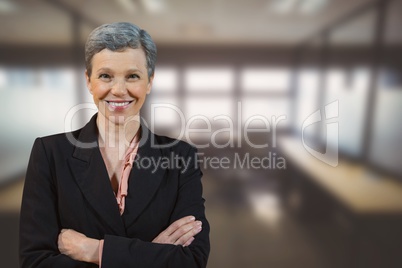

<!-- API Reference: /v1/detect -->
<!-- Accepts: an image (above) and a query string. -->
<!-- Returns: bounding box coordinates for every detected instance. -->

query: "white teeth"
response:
[109,101,130,107]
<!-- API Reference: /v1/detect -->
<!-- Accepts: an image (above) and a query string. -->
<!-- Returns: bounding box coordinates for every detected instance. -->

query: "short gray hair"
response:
[85,22,157,79]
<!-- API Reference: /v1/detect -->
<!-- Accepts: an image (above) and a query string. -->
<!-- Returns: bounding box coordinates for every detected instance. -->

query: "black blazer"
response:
[19,114,210,268]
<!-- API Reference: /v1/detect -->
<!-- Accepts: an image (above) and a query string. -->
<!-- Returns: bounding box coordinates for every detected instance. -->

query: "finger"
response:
[169,220,200,242]
[152,216,198,244]
[173,221,202,246]
[182,237,195,247]
[164,216,195,236]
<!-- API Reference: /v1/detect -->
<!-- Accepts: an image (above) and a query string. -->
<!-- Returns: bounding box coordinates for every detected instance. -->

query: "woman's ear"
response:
[147,75,154,95]
[85,70,92,94]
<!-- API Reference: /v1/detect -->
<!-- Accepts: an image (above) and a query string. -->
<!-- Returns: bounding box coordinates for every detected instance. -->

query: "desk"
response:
[278,135,402,215]
[278,135,402,268]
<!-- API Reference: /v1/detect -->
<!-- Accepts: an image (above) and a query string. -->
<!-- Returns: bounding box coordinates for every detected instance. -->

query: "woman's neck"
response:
[97,114,141,156]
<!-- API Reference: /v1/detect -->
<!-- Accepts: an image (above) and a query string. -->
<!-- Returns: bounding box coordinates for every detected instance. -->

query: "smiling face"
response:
[85,48,153,125]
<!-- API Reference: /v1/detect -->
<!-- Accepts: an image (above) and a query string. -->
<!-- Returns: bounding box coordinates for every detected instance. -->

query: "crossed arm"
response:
[57,215,203,265]
[20,138,209,267]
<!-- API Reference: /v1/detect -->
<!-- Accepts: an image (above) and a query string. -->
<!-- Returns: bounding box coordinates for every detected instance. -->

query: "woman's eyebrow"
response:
[126,68,143,74]
[95,68,144,74]
[96,67,112,73]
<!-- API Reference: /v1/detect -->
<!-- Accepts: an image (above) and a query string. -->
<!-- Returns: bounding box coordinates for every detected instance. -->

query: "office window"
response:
[369,82,402,176]
[323,10,376,157]
[7,68,40,89]
[185,67,234,93]
[0,67,80,182]
[152,66,178,93]
[2,67,76,91]
[146,66,180,136]
[293,37,323,140]
[241,67,291,93]
[185,97,233,120]
[295,69,320,136]
[323,67,371,156]
[241,98,290,127]
[40,68,75,91]
[0,68,78,134]
[369,0,402,178]
[148,96,181,128]
[183,97,233,145]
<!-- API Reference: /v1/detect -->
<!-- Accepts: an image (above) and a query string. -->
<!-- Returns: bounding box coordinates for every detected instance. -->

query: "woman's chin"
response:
[105,112,141,125]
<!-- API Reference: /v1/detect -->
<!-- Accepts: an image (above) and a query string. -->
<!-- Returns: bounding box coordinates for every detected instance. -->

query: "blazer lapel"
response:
[67,114,126,236]
[122,125,166,227]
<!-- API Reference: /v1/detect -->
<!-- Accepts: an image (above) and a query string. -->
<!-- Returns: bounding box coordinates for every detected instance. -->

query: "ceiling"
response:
[0,0,388,46]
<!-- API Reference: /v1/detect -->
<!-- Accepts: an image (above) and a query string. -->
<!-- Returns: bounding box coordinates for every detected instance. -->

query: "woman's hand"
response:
[58,229,100,264]
[58,216,201,264]
[152,216,202,247]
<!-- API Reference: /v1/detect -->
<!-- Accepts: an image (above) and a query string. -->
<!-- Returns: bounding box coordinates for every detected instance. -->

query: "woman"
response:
[19,22,210,267]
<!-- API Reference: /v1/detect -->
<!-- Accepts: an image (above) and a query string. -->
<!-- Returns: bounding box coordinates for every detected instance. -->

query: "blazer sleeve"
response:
[19,138,96,268]
[100,145,210,268]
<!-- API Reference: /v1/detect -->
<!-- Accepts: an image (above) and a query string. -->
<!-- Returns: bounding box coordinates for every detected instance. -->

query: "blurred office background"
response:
[1,0,402,267]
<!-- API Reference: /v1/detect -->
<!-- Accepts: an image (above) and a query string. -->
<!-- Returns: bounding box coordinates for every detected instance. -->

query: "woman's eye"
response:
[99,74,111,79]
[128,74,140,79]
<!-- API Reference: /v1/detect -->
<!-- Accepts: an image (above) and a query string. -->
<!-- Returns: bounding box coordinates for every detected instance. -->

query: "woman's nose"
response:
[111,79,127,96]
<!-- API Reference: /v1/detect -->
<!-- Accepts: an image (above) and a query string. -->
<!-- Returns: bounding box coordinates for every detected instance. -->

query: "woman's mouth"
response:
[106,100,134,110]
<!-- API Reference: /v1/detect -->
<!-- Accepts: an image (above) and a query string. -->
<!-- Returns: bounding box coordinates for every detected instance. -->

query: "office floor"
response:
[203,166,337,268]
[0,161,342,268]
